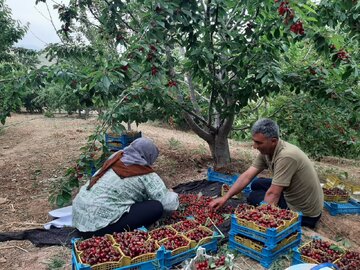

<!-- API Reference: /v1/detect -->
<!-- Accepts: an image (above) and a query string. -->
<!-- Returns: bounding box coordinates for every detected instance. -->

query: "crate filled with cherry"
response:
[323,187,350,203]
[72,236,124,270]
[160,234,194,267]
[334,250,360,270]
[170,219,219,265]
[230,203,301,248]
[185,225,216,248]
[112,230,161,265]
[149,225,177,242]
[292,238,345,265]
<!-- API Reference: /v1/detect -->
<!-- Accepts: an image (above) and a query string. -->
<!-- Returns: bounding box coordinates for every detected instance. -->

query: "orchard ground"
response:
[0,113,359,270]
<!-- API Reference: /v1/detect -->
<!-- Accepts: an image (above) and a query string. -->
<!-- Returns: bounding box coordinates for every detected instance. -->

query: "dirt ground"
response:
[0,113,359,270]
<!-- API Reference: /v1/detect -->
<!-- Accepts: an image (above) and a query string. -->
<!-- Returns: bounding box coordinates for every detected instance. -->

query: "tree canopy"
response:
[1,0,359,166]
[0,0,30,124]
[39,0,357,166]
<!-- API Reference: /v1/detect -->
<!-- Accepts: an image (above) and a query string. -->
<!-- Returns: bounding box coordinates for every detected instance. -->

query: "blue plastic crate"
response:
[291,238,346,266]
[291,252,304,266]
[324,198,360,216]
[229,231,301,254]
[207,167,239,185]
[105,132,142,151]
[230,214,302,249]
[291,254,339,269]
[163,237,218,268]
[228,234,301,268]
[71,238,165,270]
[207,168,272,194]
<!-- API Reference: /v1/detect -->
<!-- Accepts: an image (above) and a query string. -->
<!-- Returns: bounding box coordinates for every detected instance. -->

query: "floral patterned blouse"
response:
[72,169,178,232]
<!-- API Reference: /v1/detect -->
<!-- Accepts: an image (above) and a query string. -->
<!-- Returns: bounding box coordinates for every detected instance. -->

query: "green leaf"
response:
[305,17,318,22]
[157,21,165,28]
[301,4,317,14]
[342,67,352,80]
[274,75,283,86]
[274,28,280,39]
[119,60,128,66]
[256,70,266,80]
[267,32,273,40]
[354,67,358,77]
[101,76,111,90]
[261,75,268,84]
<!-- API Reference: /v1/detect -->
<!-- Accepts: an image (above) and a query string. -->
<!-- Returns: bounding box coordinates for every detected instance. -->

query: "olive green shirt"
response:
[252,139,323,217]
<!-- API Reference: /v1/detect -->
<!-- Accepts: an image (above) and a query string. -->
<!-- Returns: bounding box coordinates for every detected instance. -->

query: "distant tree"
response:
[0,0,27,61]
[0,0,29,123]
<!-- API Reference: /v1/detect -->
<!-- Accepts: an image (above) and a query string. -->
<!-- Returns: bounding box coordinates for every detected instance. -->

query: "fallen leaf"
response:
[0,198,8,204]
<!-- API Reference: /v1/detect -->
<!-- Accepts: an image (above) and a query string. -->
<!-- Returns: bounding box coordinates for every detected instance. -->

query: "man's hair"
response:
[251,118,280,139]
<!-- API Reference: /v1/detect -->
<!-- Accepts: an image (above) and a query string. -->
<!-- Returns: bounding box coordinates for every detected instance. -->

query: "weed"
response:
[191,144,208,155]
[44,111,55,118]
[45,257,66,270]
[31,181,40,189]
[269,254,291,270]
[169,137,182,150]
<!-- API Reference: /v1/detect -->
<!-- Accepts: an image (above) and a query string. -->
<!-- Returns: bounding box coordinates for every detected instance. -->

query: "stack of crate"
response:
[105,131,142,151]
[322,175,360,216]
[229,204,302,268]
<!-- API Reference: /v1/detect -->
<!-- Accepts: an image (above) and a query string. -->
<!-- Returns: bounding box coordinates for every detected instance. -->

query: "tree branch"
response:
[185,73,201,114]
[183,112,213,142]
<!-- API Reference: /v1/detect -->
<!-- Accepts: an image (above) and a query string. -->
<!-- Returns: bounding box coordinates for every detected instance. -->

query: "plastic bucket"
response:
[285,263,336,270]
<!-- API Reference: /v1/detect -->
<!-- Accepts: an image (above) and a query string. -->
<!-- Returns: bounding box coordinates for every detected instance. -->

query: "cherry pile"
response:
[76,236,122,265]
[235,203,297,229]
[323,187,349,196]
[335,251,360,270]
[258,204,296,221]
[160,235,190,251]
[194,255,226,270]
[165,194,234,227]
[149,226,177,241]
[172,219,199,233]
[185,227,213,243]
[195,260,209,270]
[112,230,148,245]
[234,204,254,214]
[112,230,157,258]
[300,239,344,263]
[121,239,158,258]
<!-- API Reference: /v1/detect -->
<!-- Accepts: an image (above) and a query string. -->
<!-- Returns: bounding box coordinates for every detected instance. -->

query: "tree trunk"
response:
[84,108,90,119]
[183,111,234,168]
[207,133,231,168]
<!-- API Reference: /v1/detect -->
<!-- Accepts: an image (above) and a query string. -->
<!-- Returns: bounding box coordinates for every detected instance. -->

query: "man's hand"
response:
[209,197,228,211]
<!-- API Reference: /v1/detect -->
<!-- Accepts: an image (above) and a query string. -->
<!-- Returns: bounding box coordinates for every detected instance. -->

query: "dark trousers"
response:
[246,178,321,229]
[79,200,164,238]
